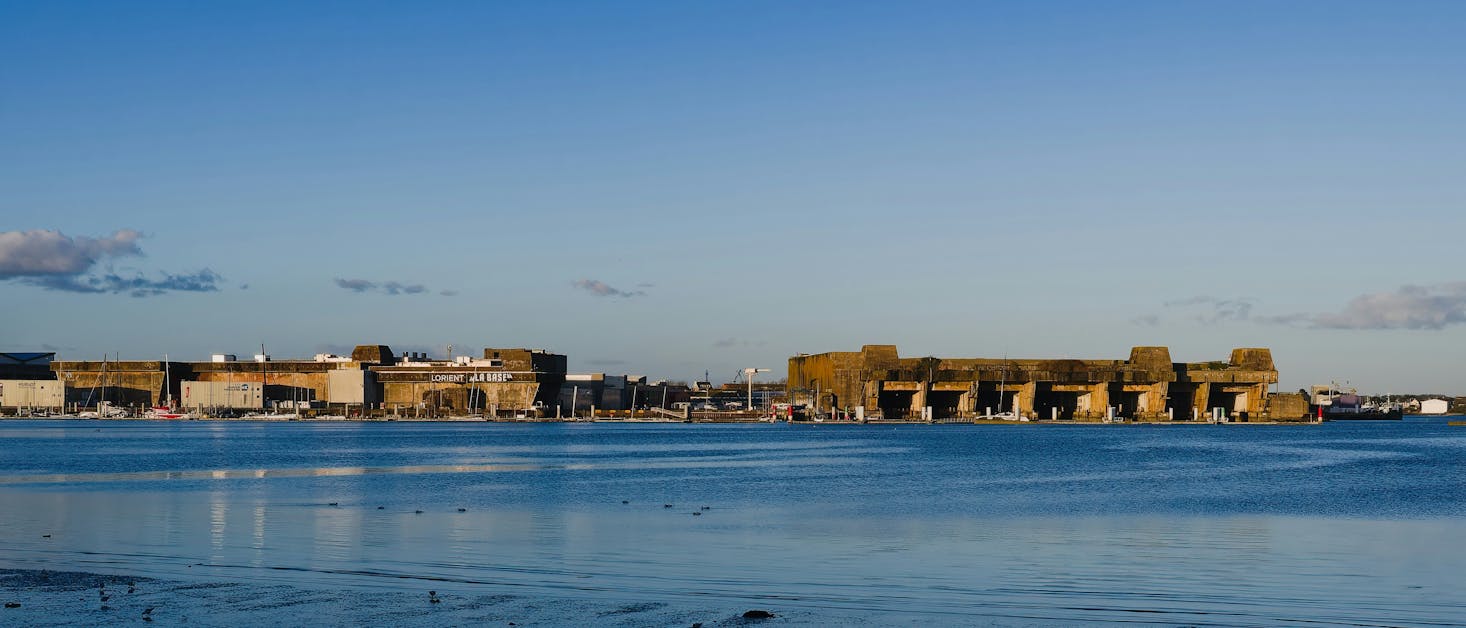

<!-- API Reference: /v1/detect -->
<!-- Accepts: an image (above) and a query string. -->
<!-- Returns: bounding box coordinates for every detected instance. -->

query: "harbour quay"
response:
[5,344,1310,422]
[789,345,1309,422]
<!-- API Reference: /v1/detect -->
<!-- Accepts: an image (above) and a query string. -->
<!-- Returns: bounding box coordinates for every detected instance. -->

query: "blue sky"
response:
[3,1,1464,392]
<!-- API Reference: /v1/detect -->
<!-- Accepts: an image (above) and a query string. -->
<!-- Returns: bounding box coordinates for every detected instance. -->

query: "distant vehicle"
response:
[671,402,691,410]
[722,401,744,410]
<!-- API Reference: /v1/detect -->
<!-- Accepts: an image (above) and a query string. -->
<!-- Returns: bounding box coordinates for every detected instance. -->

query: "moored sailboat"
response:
[146,354,194,420]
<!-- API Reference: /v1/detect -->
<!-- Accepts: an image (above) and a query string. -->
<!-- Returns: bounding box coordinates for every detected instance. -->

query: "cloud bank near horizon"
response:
[1264,282,1466,330]
[1135,283,1466,331]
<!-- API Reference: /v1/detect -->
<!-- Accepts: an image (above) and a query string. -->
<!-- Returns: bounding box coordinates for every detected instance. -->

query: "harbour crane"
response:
[741,367,771,412]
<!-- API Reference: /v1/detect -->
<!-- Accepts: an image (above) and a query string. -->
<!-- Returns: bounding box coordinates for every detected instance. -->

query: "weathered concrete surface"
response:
[49,360,191,408]
[49,345,567,416]
[373,348,566,416]
[1267,392,1311,420]
[789,345,1283,421]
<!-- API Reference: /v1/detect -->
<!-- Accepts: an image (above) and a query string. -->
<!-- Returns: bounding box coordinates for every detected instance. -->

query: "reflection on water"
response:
[0,446,904,485]
[1,420,1463,625]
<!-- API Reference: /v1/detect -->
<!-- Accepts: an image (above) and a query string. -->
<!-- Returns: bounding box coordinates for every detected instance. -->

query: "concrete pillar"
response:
[1090,383,1110,421]
[1017,382,1037,417]
[1147,382,1169,420]
[1193,382,1211,418]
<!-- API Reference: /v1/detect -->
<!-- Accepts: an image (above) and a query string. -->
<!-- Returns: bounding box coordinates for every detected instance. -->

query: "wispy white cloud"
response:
[1163,296,1254,324]
[713,338,767,348]
[332,278,434,296]
[28,269,223,297]
[585,358,627,366]
[334,278,376,293]
[572,279,646,298]
[1129,314,1160,327]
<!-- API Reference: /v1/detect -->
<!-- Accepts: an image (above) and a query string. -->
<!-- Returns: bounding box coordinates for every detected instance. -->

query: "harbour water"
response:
[1,418,1463,626]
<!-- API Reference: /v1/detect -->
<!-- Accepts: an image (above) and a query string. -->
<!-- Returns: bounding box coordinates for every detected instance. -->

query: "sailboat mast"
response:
[260,343,268,411]
[998,357,1007,414]
[99,352,107,411]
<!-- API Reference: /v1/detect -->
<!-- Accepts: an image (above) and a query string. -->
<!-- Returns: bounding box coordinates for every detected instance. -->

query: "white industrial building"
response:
[180,381,264,410]
[0,379,65,413]
[1418,398,1450,415]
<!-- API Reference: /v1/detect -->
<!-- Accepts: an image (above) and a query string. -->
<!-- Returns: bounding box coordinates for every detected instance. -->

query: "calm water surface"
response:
[1,419,1463,626]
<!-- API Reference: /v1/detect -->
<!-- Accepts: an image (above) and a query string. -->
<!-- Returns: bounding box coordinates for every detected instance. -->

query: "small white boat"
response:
[146,406,194,420]
[982,411,1025,422]
[80,402,128,419]
[241,412,299,420]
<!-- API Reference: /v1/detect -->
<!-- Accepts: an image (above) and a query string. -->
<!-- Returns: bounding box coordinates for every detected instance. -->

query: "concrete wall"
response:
[788,345,1281,421]
[48,345,564,416]
[381,381,543,414]
[373,347,567,415]
[51,360,188,408]
[1267,392,1311,420]
[190,362,332,404]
